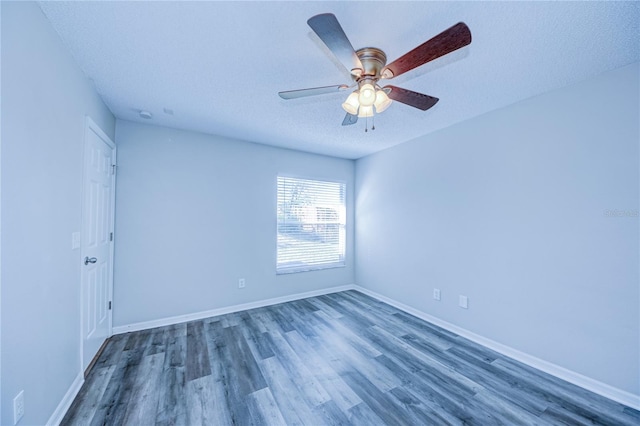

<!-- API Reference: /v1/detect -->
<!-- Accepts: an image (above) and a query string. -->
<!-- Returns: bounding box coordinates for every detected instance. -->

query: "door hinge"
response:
[108,301,112,310]
[110,232,113,242]
[111,164,116,175]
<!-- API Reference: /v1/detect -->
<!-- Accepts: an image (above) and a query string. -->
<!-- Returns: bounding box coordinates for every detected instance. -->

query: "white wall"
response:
[0,2,4,422]
[355,63,639,397]
[1,2,115,424]
[113,121,355,327]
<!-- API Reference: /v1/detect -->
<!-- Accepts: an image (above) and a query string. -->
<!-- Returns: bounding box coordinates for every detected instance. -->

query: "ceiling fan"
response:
[278,13,472,127]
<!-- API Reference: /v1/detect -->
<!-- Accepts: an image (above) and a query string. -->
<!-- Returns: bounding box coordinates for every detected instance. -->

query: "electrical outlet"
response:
[13,390,24,424]
[459,295,469,309]
[238,278,245,289]
[433,288,441,301]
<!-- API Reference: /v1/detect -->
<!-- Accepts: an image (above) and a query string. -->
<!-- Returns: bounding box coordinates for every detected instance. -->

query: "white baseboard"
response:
[113,284,357,335]
[353,285,640,411]
[47,372,83,426]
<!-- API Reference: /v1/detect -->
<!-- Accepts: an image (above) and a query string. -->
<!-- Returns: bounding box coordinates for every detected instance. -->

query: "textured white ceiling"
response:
[38,1,639,159]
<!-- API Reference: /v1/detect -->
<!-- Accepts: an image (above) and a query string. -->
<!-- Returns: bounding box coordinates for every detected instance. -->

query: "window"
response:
[277,176,346,274]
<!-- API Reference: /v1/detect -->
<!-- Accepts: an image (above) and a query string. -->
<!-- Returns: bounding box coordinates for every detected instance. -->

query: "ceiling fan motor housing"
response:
[355,47,387,80]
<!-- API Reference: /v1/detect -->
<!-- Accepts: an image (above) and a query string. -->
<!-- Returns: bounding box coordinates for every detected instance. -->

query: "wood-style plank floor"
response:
[62,290,639,425]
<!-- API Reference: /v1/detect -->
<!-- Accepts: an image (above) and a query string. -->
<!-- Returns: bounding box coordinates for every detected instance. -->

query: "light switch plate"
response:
[71,232,81,250]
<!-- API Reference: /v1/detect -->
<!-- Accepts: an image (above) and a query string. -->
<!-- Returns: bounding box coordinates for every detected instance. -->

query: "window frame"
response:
[276,174,347,275]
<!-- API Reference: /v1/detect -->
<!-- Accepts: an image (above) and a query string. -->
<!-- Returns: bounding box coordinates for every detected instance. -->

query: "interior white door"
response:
[81,118,116,372]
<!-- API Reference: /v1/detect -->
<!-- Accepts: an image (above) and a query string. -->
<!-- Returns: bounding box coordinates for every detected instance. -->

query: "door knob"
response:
[84,256,97,265]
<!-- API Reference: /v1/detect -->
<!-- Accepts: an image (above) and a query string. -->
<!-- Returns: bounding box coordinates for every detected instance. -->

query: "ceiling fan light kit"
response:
[358,105,374,118]
[279,13,472,129]
[358,82,376,107]
[342,92,360,115]
[374,89,392,113]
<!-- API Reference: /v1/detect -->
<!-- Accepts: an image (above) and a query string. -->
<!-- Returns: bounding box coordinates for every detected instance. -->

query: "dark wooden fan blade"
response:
[342,113,358,126]
[382,22,471,79]
[308,13,363,74]
[384,85,439,111]
[279,84,349,99]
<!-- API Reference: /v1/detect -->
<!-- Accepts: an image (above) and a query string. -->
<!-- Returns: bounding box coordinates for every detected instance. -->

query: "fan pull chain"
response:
[364,115,376,133]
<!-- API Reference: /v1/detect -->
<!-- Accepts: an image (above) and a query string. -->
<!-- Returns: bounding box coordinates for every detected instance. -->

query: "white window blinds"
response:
[277,176,346,274]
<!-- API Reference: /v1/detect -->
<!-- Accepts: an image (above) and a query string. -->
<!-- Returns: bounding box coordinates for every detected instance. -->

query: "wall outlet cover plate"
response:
[459,295,469,309]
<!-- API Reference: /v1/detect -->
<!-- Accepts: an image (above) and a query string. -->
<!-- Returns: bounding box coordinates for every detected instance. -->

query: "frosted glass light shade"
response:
[341,91,360,115]
[374,90,392,113]
[358,105,374,118]
[358,83,376,107]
